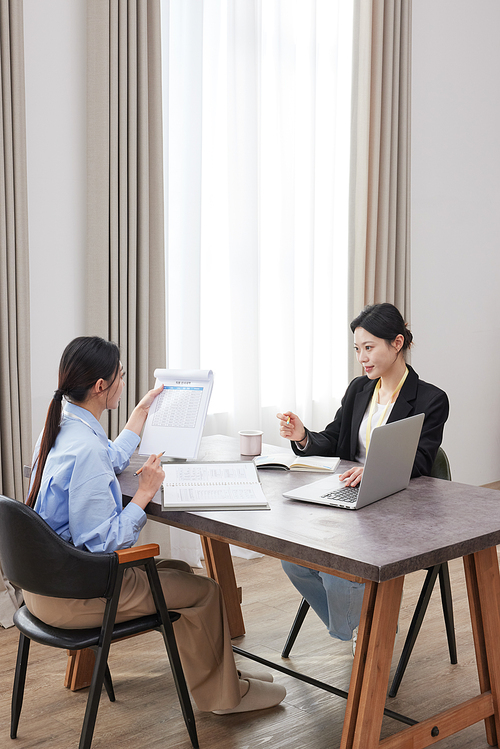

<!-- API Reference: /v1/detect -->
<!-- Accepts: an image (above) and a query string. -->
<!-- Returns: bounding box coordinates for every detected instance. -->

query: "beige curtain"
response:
[348,0,411,374]
[0,0,31,624]
[87,0,166,438]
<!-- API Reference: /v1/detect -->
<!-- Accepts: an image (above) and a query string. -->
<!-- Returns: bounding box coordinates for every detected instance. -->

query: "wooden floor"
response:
[0,551,496,749]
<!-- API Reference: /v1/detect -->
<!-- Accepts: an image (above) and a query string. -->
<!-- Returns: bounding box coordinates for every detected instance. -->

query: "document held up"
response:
[139,369,213,459]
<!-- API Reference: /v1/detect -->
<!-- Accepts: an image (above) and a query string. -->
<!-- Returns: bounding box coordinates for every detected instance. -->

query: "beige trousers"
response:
[23,562,241,712]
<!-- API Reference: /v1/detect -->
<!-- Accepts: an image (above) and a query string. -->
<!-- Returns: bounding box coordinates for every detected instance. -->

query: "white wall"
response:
[24,0,87,443]
[411,1,500,484]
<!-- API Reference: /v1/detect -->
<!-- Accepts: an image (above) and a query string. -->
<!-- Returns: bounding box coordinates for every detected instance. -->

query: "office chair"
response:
[0,495,198,749]
[281,447,457,698]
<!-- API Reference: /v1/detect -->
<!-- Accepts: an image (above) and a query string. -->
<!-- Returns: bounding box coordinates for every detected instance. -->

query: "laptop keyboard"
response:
[321,487,359,504]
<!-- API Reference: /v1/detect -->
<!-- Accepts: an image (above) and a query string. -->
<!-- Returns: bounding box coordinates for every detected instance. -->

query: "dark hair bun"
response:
[404,326,413,348]
[350,303,413,351]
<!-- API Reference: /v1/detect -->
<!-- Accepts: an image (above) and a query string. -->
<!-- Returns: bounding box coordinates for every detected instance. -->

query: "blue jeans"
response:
[282,560,365,641]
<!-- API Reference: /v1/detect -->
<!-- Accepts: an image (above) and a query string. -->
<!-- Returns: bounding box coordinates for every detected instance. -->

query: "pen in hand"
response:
[134,452,165,476]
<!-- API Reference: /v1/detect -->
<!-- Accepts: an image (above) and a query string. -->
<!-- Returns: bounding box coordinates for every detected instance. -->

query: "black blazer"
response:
[292,366,449,478]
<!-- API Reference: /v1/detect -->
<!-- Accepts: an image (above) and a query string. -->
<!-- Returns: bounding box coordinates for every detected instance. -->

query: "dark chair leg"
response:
[389,565,441,698]
[103,664,115,702]
[438,562,458,664]
[90,645,115,702]
[79,645,113,749]
[145,560,199,749]
[79,571,125,749]
[158,617,199,749]
[11,633,30,739]
[281,598,310,658]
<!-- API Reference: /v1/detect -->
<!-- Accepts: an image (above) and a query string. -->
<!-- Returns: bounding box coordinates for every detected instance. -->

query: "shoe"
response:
[212,678,286,714]
[238,669,274,683]
[351,626,358,657]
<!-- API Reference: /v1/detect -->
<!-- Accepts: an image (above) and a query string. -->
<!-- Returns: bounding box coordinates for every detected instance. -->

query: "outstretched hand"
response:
[276,411,307,443]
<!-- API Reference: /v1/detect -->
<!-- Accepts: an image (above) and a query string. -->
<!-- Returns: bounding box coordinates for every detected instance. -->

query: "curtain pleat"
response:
[0,0,31,626]
[348,0,411,375]
[0,0,31,500]
[87,0,166,438]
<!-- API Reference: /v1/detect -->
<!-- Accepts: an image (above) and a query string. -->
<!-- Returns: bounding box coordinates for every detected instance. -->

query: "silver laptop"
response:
[283,413,424,510]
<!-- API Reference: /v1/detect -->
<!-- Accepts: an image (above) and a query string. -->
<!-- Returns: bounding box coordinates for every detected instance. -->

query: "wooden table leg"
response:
[340,548,500,749]
[201,536,246,638]
[64,649,95,691]
[341,576,404,749]
[464,546,500,746]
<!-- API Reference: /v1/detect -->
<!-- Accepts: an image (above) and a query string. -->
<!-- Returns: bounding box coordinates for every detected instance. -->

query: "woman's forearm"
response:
[124,404,149,436]
[124,385,163,437]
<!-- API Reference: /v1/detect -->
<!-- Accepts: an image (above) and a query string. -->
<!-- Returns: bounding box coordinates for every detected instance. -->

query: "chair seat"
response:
[14,605,180,651]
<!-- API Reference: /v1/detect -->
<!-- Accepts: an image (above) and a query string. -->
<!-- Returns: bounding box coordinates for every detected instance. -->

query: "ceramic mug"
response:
[238,430,263,456]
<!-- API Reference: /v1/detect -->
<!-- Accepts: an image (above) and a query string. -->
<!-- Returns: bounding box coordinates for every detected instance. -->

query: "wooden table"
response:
[77,436,500,747]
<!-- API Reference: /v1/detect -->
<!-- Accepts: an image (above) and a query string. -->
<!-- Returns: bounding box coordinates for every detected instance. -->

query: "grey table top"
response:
[119,435,500,583]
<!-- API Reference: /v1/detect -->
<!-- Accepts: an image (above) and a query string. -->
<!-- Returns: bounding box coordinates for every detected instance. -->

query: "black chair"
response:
[0,495,198,749]
[281,447,457,698]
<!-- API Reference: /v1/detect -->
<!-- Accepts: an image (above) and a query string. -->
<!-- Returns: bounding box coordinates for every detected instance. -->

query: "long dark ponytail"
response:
[26,337,120,508]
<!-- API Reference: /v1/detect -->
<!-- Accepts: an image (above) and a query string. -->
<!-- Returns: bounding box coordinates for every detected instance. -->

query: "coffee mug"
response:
[239,430,263,456]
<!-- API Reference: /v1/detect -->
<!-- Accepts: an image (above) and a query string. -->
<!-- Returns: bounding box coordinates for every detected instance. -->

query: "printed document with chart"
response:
[139,369,213,459]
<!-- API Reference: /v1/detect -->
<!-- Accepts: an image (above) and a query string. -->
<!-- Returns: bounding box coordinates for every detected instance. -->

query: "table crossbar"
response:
[232,645,417,728]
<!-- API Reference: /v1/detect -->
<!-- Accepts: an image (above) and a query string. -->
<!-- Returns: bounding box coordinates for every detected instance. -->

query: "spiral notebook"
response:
[161,462,270,511]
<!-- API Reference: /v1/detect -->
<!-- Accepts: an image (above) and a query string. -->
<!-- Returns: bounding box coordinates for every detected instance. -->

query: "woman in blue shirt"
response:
[25,336,285,714]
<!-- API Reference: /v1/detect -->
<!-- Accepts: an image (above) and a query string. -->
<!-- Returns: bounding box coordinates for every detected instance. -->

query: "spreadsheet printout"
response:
[139,369,213,459]
[151,386,204,429]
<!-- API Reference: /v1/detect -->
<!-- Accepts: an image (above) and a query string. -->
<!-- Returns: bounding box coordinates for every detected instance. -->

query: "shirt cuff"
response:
[121,500,148,530]
[115,429,141,454]
[294,435,309,451]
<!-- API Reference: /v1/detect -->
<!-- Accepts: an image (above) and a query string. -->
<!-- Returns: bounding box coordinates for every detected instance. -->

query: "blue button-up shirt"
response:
[31,402,146,553]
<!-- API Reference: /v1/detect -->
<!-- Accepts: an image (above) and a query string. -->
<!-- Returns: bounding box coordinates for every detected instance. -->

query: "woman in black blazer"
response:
[277,303,449,647]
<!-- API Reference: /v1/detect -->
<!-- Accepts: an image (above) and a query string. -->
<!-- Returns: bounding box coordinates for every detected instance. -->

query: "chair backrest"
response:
[430,447,451,481]
[0,496,117,599]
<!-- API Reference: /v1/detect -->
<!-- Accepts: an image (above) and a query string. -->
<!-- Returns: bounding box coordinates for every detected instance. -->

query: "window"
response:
[161,0,354,443]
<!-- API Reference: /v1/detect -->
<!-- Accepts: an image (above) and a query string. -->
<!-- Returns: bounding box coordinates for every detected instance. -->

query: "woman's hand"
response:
[277,411,307,444]
[339,466,364,487]
[132,453,165,509]
[125,384,163,436]
[135,384,164,413]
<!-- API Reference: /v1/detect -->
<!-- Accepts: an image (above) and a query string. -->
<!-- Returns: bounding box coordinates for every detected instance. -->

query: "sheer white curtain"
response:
[161,0,353,563]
